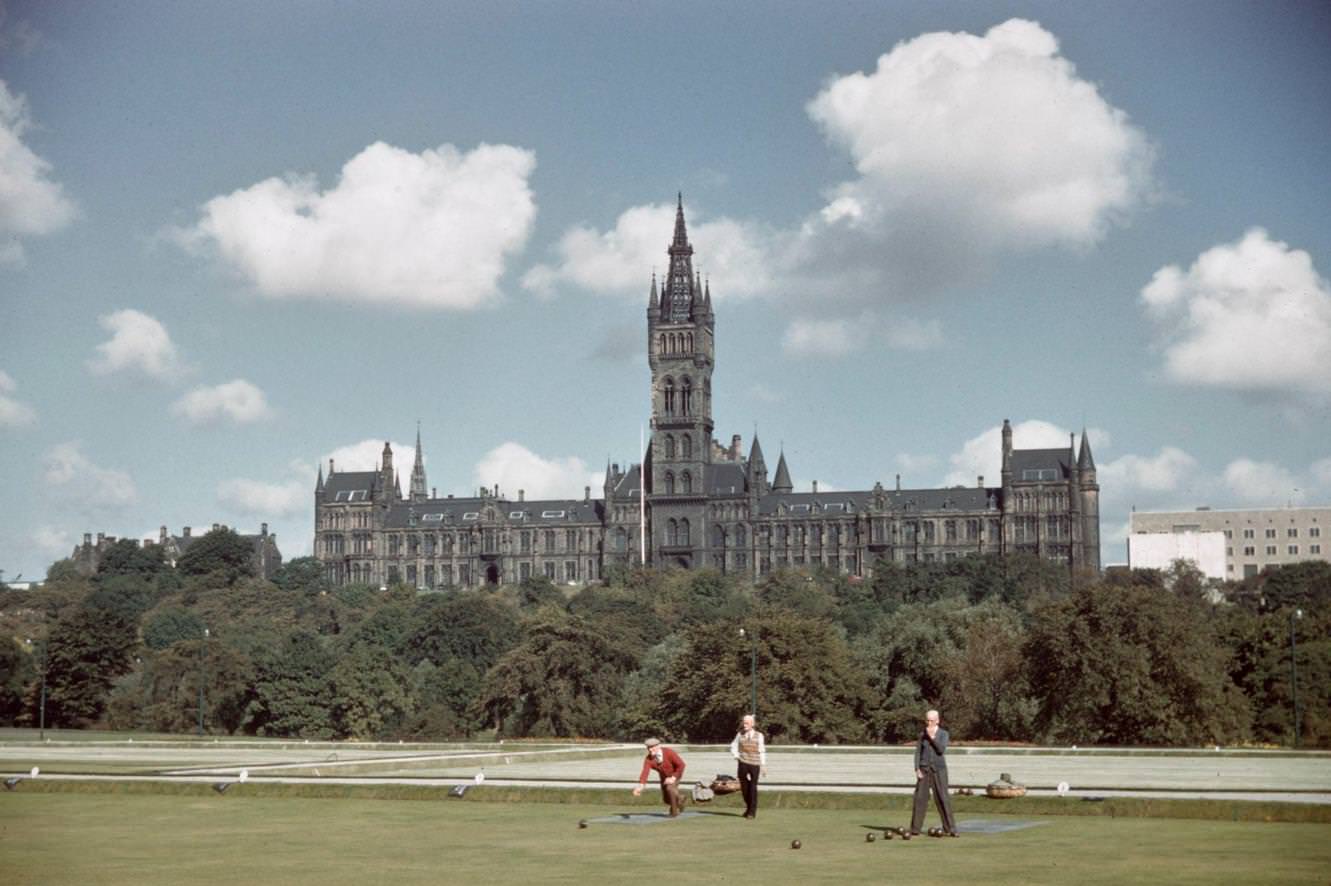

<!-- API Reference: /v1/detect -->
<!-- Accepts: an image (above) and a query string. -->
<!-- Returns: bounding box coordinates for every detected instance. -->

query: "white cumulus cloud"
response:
[943,419,1105,487]
[320,439,414,477]
[42,441,137,508]
[782,316,867,357]
[523,201,775,300]
[472,442,602,501]
[87,309,184,380]
[0,79,77,266]
[177,141,537,309]
[218,477,307,517]
[1141,228,1331,397]
[172,379,273,426]
[1099,447,1200,495]
[0,369,36,427]
[1222,458,1303,505]
[806,18,1153,253]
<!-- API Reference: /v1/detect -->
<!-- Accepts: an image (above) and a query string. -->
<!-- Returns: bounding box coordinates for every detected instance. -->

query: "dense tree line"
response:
[1,528,1327,747]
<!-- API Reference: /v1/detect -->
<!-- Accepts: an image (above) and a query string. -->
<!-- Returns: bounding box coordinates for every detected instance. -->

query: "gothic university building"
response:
[313,199,1101,588]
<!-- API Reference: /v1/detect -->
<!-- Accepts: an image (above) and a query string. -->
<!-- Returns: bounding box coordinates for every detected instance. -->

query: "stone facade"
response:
[1130,507,1330,579]
[312,198,1100,588]
[71,523,283,580]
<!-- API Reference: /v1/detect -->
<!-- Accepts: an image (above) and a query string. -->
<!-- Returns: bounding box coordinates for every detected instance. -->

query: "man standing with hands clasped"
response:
[633,738,686,817]
[910,709,958,837]
[729,714,767,819]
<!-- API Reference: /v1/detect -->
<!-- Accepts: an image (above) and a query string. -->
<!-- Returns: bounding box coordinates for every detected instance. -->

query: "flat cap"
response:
[644,737,661,748]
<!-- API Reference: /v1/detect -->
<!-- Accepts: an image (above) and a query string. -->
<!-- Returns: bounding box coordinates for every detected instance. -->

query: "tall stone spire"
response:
[1077,428,1096,472]
[662,194,696,322]
[772,450,793,493]
[410,423,428,501]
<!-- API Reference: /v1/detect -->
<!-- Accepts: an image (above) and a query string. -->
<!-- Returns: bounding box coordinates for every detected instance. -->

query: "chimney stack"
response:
[83,533,92,545]
[432,487,436,498]
[895,474,901,491]
[160,525,168,543]
[183,526,191,537]
[97,532,105,544]
[261,522,268,536]
[731,434,742,459]
[329,458,335,474]
[584,486,591,501]
[519,489,525,502]
[812,480,819,493]
[978,475,984,488]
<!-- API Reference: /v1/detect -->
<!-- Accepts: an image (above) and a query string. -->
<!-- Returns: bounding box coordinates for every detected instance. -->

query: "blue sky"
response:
[2,0,1329,579]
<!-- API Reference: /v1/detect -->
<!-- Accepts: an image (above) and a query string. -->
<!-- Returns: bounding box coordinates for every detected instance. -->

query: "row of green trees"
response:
[1,528,1327,746]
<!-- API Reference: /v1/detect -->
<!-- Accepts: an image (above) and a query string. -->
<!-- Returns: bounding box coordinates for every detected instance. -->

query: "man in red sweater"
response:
[633,737,686,817]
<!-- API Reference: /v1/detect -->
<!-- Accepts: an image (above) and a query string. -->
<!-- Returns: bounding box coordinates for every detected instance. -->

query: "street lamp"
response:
[1290,608,1303,749]
[197,627,209,737]
[25,638,47,741]
[738,627,757,718]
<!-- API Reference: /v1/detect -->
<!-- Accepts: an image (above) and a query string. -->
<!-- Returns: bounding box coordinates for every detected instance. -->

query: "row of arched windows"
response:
[711,524,748,548]
[662,471,693,494]
[662,434,693,460]
[659,332,694,355]
[666,518,690,546]
[662,377,693,415]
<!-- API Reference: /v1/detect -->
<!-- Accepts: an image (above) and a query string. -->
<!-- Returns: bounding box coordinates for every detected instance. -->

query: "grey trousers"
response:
[910,766,956,833]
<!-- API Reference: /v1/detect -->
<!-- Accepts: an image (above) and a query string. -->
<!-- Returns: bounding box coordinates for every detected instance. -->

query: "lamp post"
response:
[738,627,757,717]
[25,638,47,740]
[1290,608,1303,749]
[197,627,209,737]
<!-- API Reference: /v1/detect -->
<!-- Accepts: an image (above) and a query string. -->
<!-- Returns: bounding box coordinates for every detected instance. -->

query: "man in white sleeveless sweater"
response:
[729,714,767,819]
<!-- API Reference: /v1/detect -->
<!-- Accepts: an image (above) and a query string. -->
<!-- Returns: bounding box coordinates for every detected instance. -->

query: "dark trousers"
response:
[659,777,682,816]
[738,761,761,817]
[911,766,956,833]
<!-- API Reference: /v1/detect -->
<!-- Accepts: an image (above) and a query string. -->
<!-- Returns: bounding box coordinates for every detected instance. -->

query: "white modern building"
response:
[1129,507,1330,579]
[1126,530,1227,579]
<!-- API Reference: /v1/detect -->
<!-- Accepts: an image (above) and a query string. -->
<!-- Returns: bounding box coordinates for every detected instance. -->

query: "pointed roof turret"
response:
[315,463,324,493]
[661,194,696,322]
[410,423,428,500]
[648,271,658,311]
[749,434,764,462]
[772,451,793,493]
[1078,428,1096,471]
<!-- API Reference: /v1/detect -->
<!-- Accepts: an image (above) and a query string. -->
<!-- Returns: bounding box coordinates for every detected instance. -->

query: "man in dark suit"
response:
[910,709,958,836]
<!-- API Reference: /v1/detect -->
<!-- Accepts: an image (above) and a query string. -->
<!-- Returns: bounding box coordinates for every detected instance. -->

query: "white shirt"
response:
[729,729,767,766]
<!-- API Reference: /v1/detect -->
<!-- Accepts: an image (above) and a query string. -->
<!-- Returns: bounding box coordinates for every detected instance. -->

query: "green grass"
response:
[2,791,1328,885]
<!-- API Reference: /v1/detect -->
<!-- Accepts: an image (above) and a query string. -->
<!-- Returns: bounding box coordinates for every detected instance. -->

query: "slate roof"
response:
[1010,448,1073,480]
[707,463,748,496]
[610,465,643,499]
[383,497,603,529]
[323,471,380,500]
[755,486,993,516]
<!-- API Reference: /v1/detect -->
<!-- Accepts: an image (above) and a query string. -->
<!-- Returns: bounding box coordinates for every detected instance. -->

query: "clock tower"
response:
[645,195,714,568]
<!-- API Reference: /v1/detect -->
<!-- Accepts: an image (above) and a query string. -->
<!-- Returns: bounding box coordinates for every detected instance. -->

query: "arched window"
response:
[665,434,675,458]
[659,333,666,355]
[686,332,693,352]
[679,519,690,546]
[663,378,675,415]
[615,527,627,552]
[667,519,678,545]
[664,471,675,494]
[713,524,726,547]
[735,524,747,547]
[681,471,692,493]
[681,434,692,459]
[681,377,692,415]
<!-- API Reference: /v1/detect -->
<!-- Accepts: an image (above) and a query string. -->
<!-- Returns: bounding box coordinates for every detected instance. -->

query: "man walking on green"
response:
[910,709,958,836]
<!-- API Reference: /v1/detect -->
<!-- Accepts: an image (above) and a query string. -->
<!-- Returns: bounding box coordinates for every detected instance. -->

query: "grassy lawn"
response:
[2,792,1328,885]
